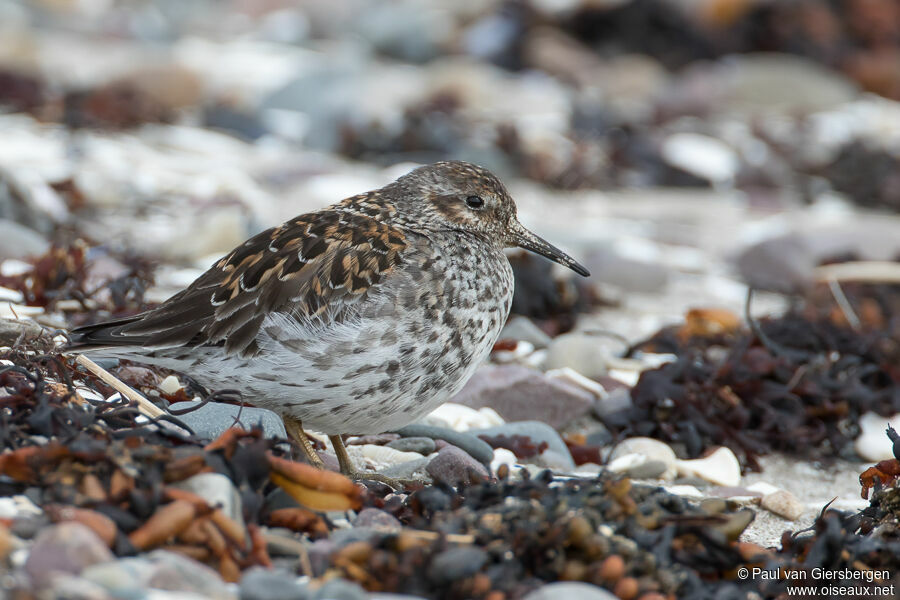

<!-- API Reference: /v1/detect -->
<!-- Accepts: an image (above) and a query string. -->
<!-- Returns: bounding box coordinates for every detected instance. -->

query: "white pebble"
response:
[425,402,505,431]
[358,444,423,469]
[609,437,678,480]
[746,481,782,496]
[159,375,182,395]
[607,453,647,473]
[546,367,606,398]
[676,447,741,487]
[761,490,806,521]
[491,448,518,473]
[854,412,900,461]
[662,485,704,498]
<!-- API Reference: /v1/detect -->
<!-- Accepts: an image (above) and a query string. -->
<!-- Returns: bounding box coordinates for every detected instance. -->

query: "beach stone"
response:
[609,437,678,480]
[0,219,49,259]
[522,581,618,600]
[352,508,401,530]
[498,316,552,349]
[169,401,287,440]
[393,424,493,465]
[24,522,114,587]
[312,578,367,600]
[450,365,595,429]
[854,412,900,461]
[472,421,575,470]
[676,447,741,487]
[0,318,45,347]
[543,333,612,380]
[426,446,490,487]
[386,436,436,456]
[761,490,805,521]
[735,234,815,292]
[378,457,432,481]
[170,473,244,537]
[593,387,632,419]
[82,550,234,599]
[581,247,670,294]
[240,567,309,600]
[427,547,487,584]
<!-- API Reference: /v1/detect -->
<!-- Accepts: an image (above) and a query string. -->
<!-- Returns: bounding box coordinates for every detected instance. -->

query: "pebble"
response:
[522,581,618,600]
[676,447,741,487]
[427,547,487,584]
[426,446,490,487]
[471,421,574,469]
[0,219,49,259]
[420,402,505,431]
[239,567,309,600]
[450,365,596,429]
[498,316,553,349]
[735,233,815,292]
[854,412,900,461]
[393,424,494,465]
[529,449,578,472]
[542,333,614,380]
[82,549,235,599]
[312,578,368,600]
[169,401,287,441]
[661,133,739,184]
[613,457,669,480]
[352,508,402,530]
[761,490,806,521]
[170,473,244,538]
[581,247,670,294]
[24,522,114,588]
[159,375,182,395]
[354,444,424,469]
[386,436,436,455]
[609,438,677,480]
[490,448,519,474]
[745,482,782,496]
[378,457,432,481]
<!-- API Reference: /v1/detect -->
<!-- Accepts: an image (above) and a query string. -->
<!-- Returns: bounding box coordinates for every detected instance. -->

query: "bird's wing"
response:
[68,206,409,357]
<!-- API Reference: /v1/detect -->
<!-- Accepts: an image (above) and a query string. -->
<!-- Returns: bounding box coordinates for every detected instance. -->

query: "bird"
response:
[67,161,589,486]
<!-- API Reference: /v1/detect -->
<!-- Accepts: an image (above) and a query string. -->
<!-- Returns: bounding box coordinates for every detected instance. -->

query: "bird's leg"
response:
[329,434,415,489]
[283,416,325,469]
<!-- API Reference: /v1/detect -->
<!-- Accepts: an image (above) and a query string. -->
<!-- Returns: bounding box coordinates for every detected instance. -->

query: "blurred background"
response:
[2,0,900,340]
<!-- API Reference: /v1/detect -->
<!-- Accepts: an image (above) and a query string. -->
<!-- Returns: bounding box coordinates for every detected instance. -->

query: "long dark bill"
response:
[510,221,590,277]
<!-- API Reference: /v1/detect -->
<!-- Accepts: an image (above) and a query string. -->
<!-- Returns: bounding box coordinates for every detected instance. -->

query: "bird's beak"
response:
[509,220,590,277]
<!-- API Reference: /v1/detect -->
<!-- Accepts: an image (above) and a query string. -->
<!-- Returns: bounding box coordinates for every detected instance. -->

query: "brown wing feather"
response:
[69,202,408,357]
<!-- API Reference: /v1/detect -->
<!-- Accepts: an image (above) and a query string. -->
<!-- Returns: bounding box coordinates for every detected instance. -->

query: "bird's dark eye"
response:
[465,195,485,209]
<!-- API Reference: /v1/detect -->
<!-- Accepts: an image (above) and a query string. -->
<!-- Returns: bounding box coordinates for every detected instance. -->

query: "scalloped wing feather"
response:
[69,205,409,357]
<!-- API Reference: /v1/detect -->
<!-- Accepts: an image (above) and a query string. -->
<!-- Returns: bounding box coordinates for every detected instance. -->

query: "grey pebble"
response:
[378,457,432,480]
[471,421,574,469]
[393,424,493,465]
[427,547,487,584]
[240,567,310,600]
[352,508,402,530]
[426,445,489,487]
[169,401,287,440]
[522,581,617,600]
[25,522,114,587]
[386,436,436,455]
[622,459,668,479]
[313,578,368,600]
[498,316,552,348]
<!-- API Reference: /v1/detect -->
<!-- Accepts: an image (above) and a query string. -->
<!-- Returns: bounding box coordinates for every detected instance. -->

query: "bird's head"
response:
[393,160,589,277]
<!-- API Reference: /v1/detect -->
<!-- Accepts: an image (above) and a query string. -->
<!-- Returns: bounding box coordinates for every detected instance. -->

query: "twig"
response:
[827,278,861,331]
[75,354,164,418]
[814,261,900,284]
